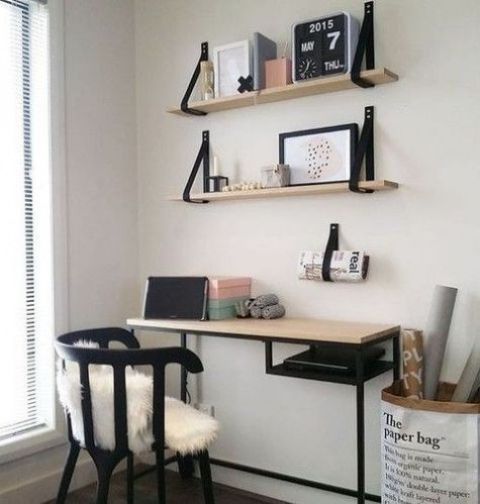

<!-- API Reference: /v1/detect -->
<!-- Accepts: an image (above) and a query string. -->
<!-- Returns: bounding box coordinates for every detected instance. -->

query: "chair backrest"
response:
[55,327,203,457]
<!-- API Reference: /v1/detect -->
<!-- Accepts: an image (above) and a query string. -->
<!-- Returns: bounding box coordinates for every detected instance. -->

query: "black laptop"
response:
[143,276,209,320]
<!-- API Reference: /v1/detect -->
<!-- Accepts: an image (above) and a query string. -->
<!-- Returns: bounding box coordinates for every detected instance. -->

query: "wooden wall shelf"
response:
[167,68,398,116]
[169,180,398,202]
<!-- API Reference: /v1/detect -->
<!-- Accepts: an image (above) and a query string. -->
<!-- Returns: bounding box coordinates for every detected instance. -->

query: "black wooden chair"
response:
[54,328,216,504]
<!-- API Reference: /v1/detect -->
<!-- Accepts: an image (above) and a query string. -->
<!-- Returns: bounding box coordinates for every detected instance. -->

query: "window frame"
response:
[0,0,68,464]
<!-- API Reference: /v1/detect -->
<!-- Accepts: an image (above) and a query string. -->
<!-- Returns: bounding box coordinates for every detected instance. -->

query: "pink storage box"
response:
[208,277,251,300]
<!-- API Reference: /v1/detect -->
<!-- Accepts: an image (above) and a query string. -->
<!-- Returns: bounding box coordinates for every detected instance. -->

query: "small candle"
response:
[212,155,220,176]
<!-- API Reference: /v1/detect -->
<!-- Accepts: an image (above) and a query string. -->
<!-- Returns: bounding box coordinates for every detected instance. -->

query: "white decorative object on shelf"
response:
[261,164,290,188]
[213,40,251,98]
[222,181,263,192]
[212,155,220,176]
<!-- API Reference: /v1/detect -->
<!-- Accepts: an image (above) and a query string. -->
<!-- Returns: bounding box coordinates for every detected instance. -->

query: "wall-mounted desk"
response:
[127,317,401,504]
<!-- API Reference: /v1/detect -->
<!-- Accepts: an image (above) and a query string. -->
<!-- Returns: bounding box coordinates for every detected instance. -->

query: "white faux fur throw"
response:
[57,342,219,455]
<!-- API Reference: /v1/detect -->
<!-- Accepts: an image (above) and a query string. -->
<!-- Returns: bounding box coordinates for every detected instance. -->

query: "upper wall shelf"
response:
[167,68,398,116]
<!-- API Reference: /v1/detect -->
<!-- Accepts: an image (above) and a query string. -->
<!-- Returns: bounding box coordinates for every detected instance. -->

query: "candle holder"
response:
[205,175,229,193]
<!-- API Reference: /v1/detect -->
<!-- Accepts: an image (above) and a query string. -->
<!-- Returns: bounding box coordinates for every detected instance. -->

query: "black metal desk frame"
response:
[131,325,401,504]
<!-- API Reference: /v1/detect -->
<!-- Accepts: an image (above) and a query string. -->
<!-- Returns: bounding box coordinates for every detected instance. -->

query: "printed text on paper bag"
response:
[383,413,444,450]
[382,410,475,503]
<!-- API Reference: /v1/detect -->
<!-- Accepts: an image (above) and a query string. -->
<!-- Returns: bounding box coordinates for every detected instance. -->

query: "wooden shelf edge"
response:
[168,180,399,202]
[257,67,398,105]
[167,67,398,116]
[166,90,258,115]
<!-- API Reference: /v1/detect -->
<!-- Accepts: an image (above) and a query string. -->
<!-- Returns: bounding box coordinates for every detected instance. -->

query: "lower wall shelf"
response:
[169,180,399,202]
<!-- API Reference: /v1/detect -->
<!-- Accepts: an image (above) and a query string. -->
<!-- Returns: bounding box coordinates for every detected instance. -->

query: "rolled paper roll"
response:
[401,329,424,399]
[423,285,458,400]
[451,337,480,403]
[262,304,286,320]
[298,250,369,282]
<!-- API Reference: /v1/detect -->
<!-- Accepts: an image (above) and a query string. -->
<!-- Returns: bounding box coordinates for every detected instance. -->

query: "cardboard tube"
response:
[423,285,458,400]
[452,338,480,402]
[402,329,424,399]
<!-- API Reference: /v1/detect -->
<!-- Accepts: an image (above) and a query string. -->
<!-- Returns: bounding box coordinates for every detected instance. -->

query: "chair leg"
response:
[198,450,215,504]
[56,443,80,503]
[127,452,135,504]
[177,453,194,479]
[156,450,166,504]
[95,466,114,504]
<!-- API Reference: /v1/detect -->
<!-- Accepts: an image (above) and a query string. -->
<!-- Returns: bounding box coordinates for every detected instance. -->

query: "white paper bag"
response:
[381,383,479,504]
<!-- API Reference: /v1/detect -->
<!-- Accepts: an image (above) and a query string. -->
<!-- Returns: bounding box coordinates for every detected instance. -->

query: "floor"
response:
[46,466,289,504]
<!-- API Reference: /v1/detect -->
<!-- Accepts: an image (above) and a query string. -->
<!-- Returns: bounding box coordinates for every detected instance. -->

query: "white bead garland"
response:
[222,181,263,192]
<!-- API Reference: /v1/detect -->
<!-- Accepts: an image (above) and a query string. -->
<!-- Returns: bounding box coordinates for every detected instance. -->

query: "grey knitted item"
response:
[235,299,252,318]
[249,294,279,309]
[250,306,263,319]
[262,304,286,319]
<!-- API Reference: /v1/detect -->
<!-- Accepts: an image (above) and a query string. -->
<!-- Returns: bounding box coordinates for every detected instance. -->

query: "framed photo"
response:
[279,124,358,186]
[213,40,251,98]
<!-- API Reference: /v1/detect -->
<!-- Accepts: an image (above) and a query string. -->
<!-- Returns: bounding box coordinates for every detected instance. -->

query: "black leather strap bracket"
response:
[322,223,339,282]
[180,42,209,116]
[349,106,375,194]
[183,130,210,203]
[351,1,375,88]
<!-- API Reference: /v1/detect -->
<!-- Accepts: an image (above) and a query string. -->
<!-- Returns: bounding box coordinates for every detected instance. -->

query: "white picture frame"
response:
[213,40,251,98]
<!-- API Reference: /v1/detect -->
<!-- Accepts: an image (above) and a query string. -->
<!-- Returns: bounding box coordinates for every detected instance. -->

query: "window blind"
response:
[0,0,52,441]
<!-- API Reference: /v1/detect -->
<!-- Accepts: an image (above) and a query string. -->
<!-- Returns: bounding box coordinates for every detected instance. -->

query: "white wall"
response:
[65,0,139,330]
[3,1,480,502]
[134,0,480,503]
[0,1,138,502]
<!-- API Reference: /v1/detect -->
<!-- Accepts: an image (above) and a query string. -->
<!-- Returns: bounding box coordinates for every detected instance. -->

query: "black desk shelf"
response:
[266,360,394,385]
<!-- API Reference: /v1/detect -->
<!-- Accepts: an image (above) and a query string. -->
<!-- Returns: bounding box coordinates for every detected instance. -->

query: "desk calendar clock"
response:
[292,12,360,83]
